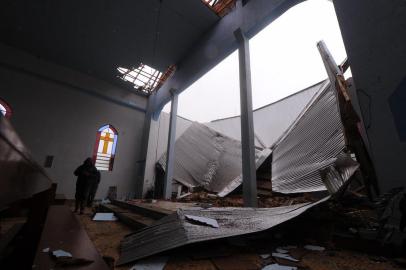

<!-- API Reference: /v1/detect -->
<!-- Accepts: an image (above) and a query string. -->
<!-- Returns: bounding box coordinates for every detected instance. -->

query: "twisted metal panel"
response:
[271,83,348,193]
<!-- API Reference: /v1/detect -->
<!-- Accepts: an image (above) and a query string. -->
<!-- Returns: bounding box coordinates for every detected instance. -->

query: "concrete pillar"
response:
[234,28,258,207]
[134,93,156,198]
[163,90,179,199]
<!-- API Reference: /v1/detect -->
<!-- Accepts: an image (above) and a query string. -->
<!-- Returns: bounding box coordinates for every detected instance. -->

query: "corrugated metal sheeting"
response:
[157,123,272,195]
[118,197,330,265]
[269,82,351,193]
[152,80,359,196]
[206,81,325,148]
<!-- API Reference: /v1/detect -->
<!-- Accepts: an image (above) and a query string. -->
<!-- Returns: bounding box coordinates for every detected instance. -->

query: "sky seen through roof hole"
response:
[163,0,347,123]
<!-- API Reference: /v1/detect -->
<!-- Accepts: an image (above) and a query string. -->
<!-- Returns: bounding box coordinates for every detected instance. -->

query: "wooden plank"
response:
[113,200,173,219]
[33,205,109,270]
[99,204,155,230]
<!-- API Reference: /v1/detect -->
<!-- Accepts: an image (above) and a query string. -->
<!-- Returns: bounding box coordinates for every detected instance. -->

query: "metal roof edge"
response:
[208,79,328,123]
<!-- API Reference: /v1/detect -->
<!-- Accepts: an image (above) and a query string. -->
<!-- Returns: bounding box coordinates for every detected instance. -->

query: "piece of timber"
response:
[99,204,155,230]
[33,205,109,270]
[0,221,25,256]
[112,200,173,220]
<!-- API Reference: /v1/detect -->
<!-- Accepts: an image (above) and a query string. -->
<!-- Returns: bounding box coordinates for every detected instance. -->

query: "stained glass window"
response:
[93,124,118,171]
[0,98,12,119]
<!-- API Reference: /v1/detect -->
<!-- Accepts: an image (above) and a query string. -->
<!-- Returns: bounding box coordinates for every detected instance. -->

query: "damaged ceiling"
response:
[0,0,219,89]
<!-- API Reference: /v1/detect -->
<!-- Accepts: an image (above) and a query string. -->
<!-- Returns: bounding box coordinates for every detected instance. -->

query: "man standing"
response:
[74,158,97,214]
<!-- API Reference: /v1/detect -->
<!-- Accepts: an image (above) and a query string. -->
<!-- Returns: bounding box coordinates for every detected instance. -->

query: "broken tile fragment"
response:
[304,245,325,251]
[271,253,299,262]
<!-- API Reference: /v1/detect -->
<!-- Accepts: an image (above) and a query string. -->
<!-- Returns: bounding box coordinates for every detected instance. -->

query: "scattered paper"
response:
[93,213,118,221]
[276,248,289,254]
[260,254,271,259]
[130,256,168,270]
[52,249,72,258]
[262,264,297,270]
[185,215,219,228]
[42,247,50,253]
[101,199,111,204]
[304,245,325,251]
[272,253,299,262]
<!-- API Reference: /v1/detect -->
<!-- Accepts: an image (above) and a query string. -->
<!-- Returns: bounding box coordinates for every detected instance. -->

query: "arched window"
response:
[0,98,12,119]
[93,124,118,171]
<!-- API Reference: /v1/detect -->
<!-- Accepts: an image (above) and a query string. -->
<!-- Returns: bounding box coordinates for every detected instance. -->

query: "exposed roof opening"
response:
[165,0,348,122]
[202,0,236,17]
[117,64,162,94]
[117,64,176,95]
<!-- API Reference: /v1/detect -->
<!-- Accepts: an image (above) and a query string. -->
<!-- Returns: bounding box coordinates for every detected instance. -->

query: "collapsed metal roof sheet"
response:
[117,197,330,265]
[157,122,271,194]
[270,82,349,193]
[205,81,325,148]
[156,81,358,196]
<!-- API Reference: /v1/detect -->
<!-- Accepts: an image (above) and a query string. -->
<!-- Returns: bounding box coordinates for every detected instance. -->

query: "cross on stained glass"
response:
[100,132,114,154]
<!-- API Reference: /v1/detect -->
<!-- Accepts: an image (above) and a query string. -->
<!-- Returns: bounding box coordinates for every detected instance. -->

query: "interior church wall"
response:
[0,42,148,200]
[333,0,406,192]
[143,112,193,196]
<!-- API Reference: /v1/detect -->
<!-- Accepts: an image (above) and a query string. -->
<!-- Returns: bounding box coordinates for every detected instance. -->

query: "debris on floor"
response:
[271,253,299,262]
[93,212,118,221]
[72,194,406,270]
[304,245,325,251]
[262,264,297,270]
[129,256,168,270]
[117,198,329,265]
[52,249,72,258]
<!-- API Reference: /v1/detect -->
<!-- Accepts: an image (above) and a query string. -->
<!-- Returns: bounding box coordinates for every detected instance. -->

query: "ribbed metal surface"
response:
[271,83,348,193]
[118,197,329,265]
[157,122,271,195]
[321,154,360,194]
[206,81,325,148]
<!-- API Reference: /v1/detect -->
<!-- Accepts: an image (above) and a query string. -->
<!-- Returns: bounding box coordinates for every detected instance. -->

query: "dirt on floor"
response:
[66,201,132,269]
[176,191,317,208]
[70,195,406,270]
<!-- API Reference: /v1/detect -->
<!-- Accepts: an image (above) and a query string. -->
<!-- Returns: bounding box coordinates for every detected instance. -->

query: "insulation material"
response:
[118,197,329,265]
[157,123,271,195]
[269,83,355,194]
